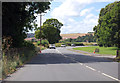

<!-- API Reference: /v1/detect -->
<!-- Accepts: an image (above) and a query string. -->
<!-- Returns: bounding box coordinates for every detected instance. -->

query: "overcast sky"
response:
[29,0,119,34]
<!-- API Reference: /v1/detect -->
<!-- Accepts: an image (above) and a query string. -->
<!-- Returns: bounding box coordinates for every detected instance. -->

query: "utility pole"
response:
[39,11,46,53]
[40,14,42,53]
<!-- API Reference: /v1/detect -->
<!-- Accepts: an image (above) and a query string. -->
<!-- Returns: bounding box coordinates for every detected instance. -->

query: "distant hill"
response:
[26,32,94,40]
[60,32,94,40]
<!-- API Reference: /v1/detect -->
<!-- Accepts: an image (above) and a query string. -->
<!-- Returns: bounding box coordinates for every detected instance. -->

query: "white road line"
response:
[79,63,83,65]
[56,49,120,81]
[85,66,96,71]
[102,73,119,81]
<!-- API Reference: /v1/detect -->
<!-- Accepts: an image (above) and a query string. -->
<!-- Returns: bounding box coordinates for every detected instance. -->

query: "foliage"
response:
[2,2,51,48]
[115,56,120,62]
[37,40,49,47]
[2,36,12,51]
[55,42,84,47]
[61,34,96,43]
[55,43,64,47]
[2,45,37,78]
[23,41,35,49]
[93,1,120,48]
[43,18,63,30]
[64,42,84,46]
[72,42,84,46]
[35,18,63,44]
[34,27,45,39]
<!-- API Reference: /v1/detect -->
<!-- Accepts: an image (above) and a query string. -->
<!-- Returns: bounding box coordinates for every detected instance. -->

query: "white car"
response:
[61,44,66,47]
[71,44,75,47]
[49,44,56,49]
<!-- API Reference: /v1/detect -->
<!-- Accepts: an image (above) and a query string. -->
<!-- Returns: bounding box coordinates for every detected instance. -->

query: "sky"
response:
[29,0,119,34]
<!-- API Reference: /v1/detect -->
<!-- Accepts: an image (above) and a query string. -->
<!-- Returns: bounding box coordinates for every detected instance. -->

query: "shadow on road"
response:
[26,53,113,65]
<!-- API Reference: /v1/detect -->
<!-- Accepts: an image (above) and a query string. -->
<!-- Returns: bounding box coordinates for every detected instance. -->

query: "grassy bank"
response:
[0,60,2,80]
[2,41,39,79]
[2,40,48,79]
[73,46,119,55]
[2,47,37,79]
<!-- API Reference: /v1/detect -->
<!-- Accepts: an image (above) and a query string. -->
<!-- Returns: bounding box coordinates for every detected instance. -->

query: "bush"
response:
[23,41,35,50]
[65,42,72,46]
[2,47,37,79]
[73,42,84,46]
[55,42,84,46]
[83,43,93,46]
[37,40,49,48]
[65,42,84,46]
[55,43,64,47]
[95,48,99,53]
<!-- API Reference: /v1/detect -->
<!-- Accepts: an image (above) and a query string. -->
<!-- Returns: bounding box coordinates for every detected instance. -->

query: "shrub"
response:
[73,42,84,46]
[37,40,49,48]
[23,41,35,50]
[56,42,84,46]
[95,48,99,53]
[55,43,64,47]
[83,43,93,46]
[64,42,84,46]
[2,47,36,79]
[65,42,72,46]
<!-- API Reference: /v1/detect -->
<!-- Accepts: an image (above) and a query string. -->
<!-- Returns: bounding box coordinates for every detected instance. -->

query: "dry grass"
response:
[2,47,37,79]
[60,33,86,38]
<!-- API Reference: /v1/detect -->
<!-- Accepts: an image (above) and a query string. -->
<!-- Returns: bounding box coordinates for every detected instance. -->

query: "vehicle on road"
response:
[71,44,75,47]
[61,44,66,47]
[49,44,56,49]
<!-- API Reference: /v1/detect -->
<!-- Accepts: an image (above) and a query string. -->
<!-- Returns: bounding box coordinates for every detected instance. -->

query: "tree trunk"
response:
[116,44,120,58]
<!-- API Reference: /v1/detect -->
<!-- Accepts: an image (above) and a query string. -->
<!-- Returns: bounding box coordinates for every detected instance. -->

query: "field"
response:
[73,46,119,55]
[60,33,86,39]
[60,33,86,37]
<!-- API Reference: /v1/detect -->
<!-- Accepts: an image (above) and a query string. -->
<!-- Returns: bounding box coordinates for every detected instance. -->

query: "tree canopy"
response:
[2,2,51,47]
[35,18,63,44]
[93,1,120,48]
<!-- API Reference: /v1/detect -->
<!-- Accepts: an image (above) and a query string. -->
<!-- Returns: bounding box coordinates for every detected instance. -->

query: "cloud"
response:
[60,13,99,34]
[51,0,87,18]
[54,0,119,3]
[80,7,94,16]
[94,0,119,2]
[33,0,118,34]
[51,0,101,34]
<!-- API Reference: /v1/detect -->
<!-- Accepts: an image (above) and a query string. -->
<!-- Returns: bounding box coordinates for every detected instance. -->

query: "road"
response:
[4,47,119,81]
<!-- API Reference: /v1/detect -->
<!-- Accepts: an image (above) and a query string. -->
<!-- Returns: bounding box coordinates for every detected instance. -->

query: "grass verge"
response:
[73,46,119,55]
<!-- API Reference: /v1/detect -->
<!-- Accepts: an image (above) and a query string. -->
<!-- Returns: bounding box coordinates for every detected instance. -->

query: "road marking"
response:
[102,73,119,81]
[85,66,96,71]
[56,49,120,81]
[79,63,83,65]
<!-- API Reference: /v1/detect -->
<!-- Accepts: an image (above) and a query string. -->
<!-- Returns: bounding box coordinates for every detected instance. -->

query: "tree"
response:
[43,18,63,30]
[2,2,51,47]
[35,26,46,40]
[93,1,120,56]
[35,18,63,44]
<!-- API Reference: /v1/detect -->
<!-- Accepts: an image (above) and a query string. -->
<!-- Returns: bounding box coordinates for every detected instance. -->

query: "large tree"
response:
[93,1,120,48]
[93,1,120,57]
[35,18,63,44]
[2,2,51,47]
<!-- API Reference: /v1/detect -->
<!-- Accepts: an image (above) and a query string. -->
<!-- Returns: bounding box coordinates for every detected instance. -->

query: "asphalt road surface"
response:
[4,47,119,81]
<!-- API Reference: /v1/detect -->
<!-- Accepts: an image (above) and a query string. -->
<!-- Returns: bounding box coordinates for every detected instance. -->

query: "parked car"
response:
[71,44,75,47]
[61,44,66,47]
[49,44,56,49]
